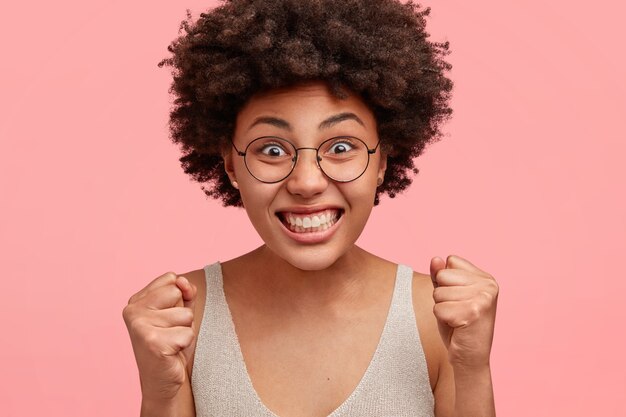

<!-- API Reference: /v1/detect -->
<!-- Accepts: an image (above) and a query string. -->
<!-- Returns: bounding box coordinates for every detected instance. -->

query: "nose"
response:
[285,148,329,198]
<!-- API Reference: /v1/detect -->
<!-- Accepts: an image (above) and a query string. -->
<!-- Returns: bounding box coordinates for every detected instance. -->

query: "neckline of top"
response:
[211,262,406,417]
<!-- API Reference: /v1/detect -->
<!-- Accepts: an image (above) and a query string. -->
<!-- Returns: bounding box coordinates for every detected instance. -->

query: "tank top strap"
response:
[191,262,434,417]
[191,262,275,416]
[391,264,418,325]
[328,264,434,416]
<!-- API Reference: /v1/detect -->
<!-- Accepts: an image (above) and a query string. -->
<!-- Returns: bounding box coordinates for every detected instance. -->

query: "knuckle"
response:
[483,280,499,301]
[172,286,183,299]
[448,315,464,327]
[432,303,439,316]
[470,302,481,320]
[177,328,194,348]
[480,289,494,304]
[181,307,194,323]
[126,316,145,334]
[167,284,182,299]
[184,327,195,342]
[144,329,161,346]
[161,271,178,285]
[433,271,444,286]
[122,304,136,322]
[491,279,500,294]
[184,327,194,337]
[432,303,444,318]
[449,317,463,327]
[164,271,178,279]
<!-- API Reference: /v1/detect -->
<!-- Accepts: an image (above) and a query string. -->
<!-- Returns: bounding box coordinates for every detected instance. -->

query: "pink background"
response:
[1,1,624,416]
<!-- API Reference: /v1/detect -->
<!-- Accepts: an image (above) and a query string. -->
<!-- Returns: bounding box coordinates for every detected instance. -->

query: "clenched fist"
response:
[122,272,198,400]
[430,255,499,369]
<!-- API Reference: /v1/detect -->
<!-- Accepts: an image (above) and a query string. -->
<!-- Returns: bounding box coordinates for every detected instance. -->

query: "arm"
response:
[429,255,499,417]
[433,357,495,417]
[451,365,495,417]
[141,377,196,417]
[122,272,200,417]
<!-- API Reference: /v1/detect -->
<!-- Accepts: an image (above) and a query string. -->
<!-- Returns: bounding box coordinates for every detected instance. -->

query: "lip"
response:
[275,205,344,215]
[275,208,344,244]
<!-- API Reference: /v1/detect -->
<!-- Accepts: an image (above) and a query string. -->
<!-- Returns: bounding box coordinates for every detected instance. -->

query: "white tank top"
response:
[191,262,435,416]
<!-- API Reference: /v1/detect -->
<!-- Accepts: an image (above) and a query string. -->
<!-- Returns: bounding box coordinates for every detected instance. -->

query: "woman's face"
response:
[224,81,387,271]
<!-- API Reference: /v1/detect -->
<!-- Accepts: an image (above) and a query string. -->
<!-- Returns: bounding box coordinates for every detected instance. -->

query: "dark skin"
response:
[124,83,497,417]
[180,246,447,416]
[157,0,454,209]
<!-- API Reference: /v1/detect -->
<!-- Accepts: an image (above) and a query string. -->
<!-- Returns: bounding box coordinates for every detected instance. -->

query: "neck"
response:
[238,244,377,314]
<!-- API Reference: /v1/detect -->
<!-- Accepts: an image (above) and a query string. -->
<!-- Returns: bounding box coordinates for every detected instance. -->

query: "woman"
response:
[123,0,499,416]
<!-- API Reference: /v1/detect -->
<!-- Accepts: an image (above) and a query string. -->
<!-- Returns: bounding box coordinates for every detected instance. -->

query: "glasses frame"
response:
[231,136,381,184]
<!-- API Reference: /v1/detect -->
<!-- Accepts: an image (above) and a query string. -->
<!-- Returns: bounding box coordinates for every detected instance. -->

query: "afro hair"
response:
[158,0,453,207]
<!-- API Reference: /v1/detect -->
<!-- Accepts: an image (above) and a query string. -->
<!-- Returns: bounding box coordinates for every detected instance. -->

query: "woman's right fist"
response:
[122,272,197,400]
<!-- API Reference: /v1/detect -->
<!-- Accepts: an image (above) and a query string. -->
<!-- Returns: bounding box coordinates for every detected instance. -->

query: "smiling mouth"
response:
[276,209,344,233]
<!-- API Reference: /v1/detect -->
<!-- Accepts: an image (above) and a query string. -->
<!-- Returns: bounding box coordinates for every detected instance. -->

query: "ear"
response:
[377,148,388,181]
[222,147,237,184]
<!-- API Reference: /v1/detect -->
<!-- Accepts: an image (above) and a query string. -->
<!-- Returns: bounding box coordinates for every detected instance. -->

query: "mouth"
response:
[276,208,344,234]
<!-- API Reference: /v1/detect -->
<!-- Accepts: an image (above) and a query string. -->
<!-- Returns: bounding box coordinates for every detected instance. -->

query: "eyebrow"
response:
[318,112,365,130]
[247,112,365,132]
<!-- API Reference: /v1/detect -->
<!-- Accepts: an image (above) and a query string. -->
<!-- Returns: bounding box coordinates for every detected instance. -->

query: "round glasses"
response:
[231,136,381,183]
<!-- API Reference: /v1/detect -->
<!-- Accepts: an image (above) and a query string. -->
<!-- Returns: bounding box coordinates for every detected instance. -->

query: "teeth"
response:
[281,209,341,233]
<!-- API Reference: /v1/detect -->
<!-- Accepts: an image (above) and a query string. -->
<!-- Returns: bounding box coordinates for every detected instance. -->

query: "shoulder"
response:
[410,269,448,392]
[179,265,209,314]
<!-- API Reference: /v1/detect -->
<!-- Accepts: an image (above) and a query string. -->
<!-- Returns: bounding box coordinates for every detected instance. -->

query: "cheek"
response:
[239,185,266,208]
[353,174,379,201]
[340,181,377,217]
[232,158,248,183]
[238,182,279,223]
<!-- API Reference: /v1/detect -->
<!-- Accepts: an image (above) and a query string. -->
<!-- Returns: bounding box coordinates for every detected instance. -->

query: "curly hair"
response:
[158,0,453,207]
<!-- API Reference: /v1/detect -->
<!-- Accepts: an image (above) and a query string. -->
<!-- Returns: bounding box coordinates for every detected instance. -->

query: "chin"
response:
[285,256,337,272]
[269,244,346,272]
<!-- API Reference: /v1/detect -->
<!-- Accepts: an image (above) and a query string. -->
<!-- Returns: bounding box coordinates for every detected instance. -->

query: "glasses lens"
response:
[318,137,370,182]
[244,137,296,183]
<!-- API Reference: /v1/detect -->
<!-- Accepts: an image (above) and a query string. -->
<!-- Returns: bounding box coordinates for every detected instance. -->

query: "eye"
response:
[260,144,288,157]
[327,141,354,154]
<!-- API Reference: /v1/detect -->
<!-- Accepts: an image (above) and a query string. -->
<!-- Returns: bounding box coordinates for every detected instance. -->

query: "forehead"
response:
[235,82,376,130]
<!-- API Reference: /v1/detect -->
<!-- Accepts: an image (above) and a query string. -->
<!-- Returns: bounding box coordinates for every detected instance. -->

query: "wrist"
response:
[139,373,184,402]
[450,358,491,375]
[141,397,178,417]
[452,362,493,389]
[452,364,495,417]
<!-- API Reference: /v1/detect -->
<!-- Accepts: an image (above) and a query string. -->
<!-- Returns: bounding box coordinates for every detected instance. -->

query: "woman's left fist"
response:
[430,255,499,369]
